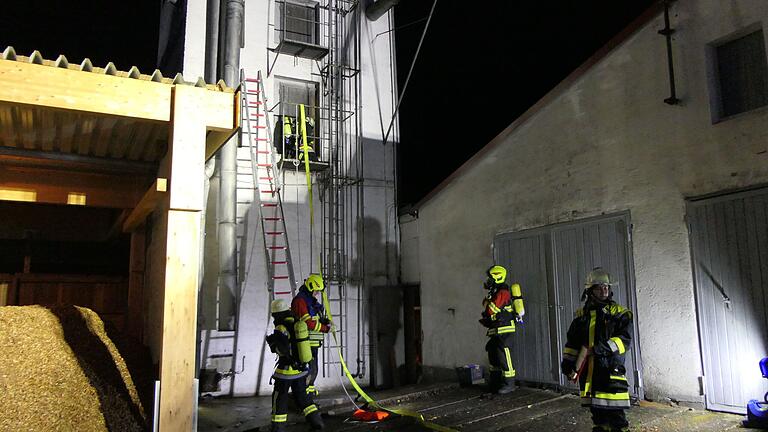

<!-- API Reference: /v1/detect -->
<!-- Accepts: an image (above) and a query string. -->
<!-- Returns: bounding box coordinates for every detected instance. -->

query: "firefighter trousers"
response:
[590,407,629,431]
[486,333,515,384]
[306,346,319,395]
[271,377,320,428]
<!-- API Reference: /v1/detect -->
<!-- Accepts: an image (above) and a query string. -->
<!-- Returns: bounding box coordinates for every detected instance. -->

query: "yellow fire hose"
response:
[297,104,456,432]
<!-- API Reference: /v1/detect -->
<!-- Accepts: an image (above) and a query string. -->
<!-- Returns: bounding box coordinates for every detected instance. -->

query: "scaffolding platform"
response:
[277,156,330,172]
[271,39,329,61]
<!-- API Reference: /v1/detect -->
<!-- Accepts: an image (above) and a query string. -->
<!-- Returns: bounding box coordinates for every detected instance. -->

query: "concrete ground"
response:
[198,382,761,432]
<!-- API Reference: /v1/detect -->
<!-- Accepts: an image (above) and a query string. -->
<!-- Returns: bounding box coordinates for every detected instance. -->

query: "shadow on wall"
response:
[353,217,402,389]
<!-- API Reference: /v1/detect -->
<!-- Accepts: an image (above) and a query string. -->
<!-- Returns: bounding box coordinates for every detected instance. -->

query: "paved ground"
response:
[198,383,760,432]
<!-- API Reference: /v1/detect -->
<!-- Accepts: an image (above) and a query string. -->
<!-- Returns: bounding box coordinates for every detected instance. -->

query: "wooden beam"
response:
[0,164,148,208]
[205,128,239,161]
[0,146,158,174]
[122,178,168,232]
[127,229,146,341]
[158,85,207,431]
[203,89,239,131]
[0,59,172,121]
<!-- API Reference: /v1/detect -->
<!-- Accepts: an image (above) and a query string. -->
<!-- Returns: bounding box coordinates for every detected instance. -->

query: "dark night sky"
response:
[0,1,159,73]
[394,1,657,206]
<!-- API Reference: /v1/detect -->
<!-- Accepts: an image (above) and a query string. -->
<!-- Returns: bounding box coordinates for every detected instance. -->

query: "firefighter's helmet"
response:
[584,267,615,287]
[305,273,325,292]
[487,265,507,284]
[270,299,290,314]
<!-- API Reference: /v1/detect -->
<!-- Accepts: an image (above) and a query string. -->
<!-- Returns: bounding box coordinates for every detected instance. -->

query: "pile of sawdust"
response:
[0,305,147,431]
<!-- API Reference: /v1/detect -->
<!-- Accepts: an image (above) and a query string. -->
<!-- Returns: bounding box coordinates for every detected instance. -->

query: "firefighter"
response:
[291,273,331,396]
[266,299,324,432]
[479,265,525,394]
[560,268,633,432]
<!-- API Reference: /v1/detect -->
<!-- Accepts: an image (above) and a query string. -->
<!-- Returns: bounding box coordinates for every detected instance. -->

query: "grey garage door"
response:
[495,212,643,397]
[688,188,768,414]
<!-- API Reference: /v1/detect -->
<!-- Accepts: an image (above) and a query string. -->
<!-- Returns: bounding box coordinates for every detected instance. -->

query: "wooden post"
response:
[158,86,207,431]
[127,228,146,341]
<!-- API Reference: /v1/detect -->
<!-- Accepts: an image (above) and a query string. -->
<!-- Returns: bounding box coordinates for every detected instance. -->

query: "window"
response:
[712,29,768,119]
[274,79,321,161]
[276,1,319,45]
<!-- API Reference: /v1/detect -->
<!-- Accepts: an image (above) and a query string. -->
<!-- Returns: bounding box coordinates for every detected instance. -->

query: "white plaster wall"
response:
[186,0,399,395]
[408,0,768,403]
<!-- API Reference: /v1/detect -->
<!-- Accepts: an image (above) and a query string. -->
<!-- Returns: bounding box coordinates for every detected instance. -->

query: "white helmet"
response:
[584,267,615,287]
[270,299,290,314]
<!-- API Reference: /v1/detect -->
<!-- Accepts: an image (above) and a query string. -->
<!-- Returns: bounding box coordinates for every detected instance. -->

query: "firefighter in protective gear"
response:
[266,299,324,431]
[560,267,633,432]
[291,274,331,396]
[479,265,525,394]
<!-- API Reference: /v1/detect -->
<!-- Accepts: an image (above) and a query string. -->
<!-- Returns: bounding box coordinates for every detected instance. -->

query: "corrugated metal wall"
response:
[494,212,643,397]
[688,188,768,414]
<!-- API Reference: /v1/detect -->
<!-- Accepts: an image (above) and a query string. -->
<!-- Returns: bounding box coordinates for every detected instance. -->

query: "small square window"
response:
[276,1,319,45]
[713,29,768,119]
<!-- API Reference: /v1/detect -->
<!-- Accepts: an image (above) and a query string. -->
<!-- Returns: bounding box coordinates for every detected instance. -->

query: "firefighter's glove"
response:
[560,359,575,377]
[295,362,308,371]
[478,317,493,328]
[319,316,331,325]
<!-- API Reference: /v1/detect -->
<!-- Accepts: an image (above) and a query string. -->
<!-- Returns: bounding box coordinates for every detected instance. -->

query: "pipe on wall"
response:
[217,0,244,331]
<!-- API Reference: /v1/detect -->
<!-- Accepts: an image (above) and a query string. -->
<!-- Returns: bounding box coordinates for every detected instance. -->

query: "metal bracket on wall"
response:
[659,0,681,105]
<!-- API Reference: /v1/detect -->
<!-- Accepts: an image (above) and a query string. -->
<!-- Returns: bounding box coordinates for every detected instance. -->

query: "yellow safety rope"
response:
[298,104,456,432]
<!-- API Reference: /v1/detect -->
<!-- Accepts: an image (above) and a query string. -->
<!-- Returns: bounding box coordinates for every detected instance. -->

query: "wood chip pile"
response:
[0,305,147,431]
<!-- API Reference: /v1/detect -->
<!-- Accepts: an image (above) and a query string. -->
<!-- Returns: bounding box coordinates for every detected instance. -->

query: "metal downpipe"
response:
[217,0,244,331]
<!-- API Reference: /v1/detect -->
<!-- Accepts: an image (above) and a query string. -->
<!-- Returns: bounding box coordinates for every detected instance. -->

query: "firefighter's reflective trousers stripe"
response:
[271,376,318,424]
[486,333,515,378]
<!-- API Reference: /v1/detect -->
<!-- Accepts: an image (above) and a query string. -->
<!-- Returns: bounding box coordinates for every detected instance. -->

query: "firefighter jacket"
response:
[292,286,330,348]
[480,282,525,336]
[266,312,313,380]
[561,300,633,409]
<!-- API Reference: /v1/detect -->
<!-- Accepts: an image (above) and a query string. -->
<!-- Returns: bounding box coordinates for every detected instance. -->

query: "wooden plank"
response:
[202,89,239,131]
[158,210,201,432]
[93,116,118,157]
[167,86,206,211]
[0,59,172,121]
[122,178,168,232]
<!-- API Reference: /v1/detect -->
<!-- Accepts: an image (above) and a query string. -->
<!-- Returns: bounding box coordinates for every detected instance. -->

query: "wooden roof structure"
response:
[0,47,240,430]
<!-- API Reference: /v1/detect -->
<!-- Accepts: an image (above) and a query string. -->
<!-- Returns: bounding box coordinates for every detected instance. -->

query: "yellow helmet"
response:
[270,299,290,314]
[487,265,507,284]
[305,273,325,292]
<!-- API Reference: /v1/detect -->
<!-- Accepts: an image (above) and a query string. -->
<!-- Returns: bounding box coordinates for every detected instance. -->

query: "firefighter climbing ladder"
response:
[241,70,297,301]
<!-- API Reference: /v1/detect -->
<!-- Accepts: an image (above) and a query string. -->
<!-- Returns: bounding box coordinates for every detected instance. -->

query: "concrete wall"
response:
[403,0,768,403]
[184,0,399,395]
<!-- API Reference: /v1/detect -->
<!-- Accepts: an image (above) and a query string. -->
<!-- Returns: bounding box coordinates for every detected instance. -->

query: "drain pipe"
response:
[217,0,244,331]
[365,0,400,21]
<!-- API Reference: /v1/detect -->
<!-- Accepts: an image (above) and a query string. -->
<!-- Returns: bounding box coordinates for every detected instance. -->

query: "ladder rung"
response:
[275,291,292,295]
[244,78,260,83]
[248,102,263,106]
[273,276,289,280]
[257,150,270,154]
[264,217,282,221]
[245,90,260,95]
[261,190,275,194]
[250,113,265,117]
[260,177,274,180]
[268,246,287,250]
[262,203,278,207]
[271,261,288,264]
[257,163,273,167]
[266,232,284,235]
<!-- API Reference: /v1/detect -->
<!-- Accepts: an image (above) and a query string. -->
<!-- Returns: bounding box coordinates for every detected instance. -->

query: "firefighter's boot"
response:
[307,411,325,430]
[497,379,516,394]
[270,422,287,432]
